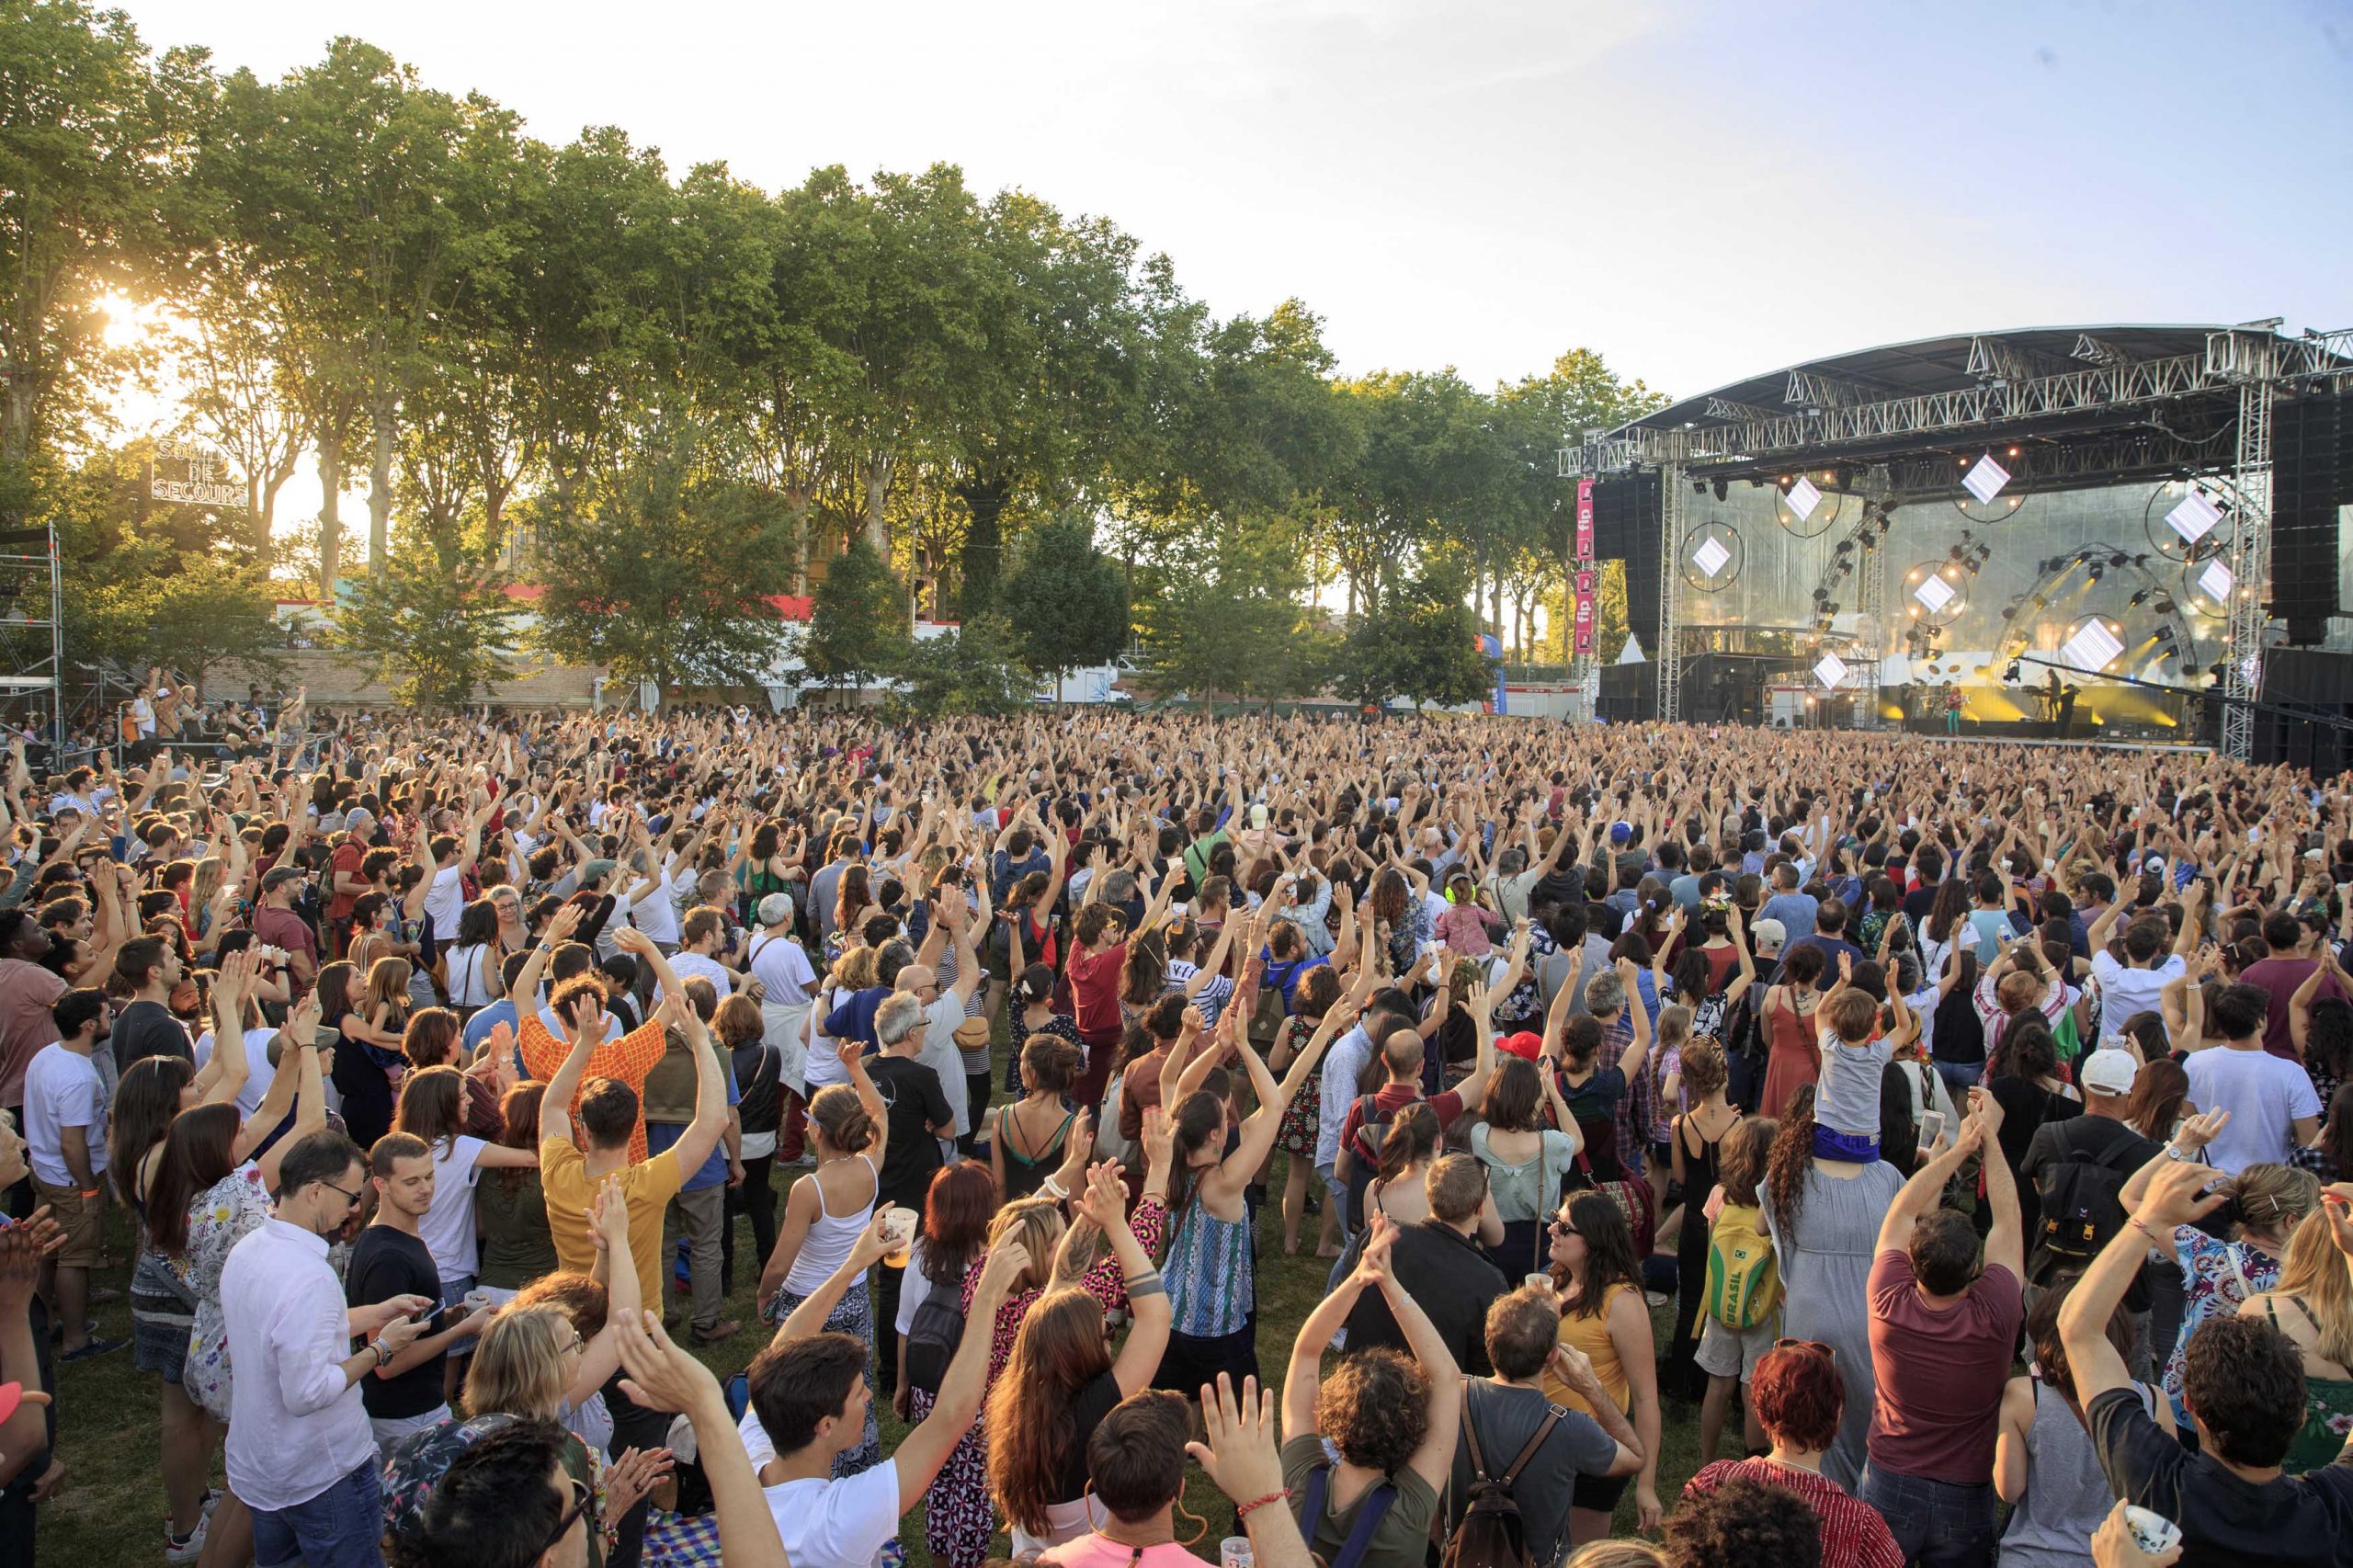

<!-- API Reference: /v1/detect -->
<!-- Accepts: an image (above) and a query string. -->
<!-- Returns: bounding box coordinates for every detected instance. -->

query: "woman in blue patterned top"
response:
[1155,943,1356,1396]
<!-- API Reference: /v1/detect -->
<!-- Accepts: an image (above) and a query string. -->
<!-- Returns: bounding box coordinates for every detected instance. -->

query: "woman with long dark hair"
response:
[392,1062,540,1326]
[715,991,781,1292]
[984,1165,1171,1555]
[994,1034,1084,1202]
[109,1052,217,1559]
[1542,1191,1663,1543]
[476,1082,555,1307]
[1475,1054,1581,1277]
[1760,1085,1904,1490]
[1759,944,1826,1119]
[1271,963,1345,1256]
[445,897,504,1017]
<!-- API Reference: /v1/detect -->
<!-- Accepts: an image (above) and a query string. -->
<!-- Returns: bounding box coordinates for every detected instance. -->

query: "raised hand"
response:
[1183,1373,1284,1508]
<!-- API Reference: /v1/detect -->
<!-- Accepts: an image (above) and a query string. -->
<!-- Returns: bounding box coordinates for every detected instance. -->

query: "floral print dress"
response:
[2163,1225,2281,1427]
[180,1163,274,1424]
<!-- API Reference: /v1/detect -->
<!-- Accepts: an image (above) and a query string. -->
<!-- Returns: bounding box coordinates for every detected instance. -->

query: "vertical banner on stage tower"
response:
[1574,478,1595,560]
[1573,569,1597,657]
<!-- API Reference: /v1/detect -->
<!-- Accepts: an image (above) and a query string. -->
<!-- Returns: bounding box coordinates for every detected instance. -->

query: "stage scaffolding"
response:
[1564,324,2353,758]
[0,524,64,754]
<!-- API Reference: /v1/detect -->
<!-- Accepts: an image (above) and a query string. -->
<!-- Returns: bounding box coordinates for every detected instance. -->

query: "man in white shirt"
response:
[743,1216,1026,1568]
[748,895,817,1008]
[2086,892,2197,1048]
[896,894,983,1141]
[222,1129,435,1568]
[2184,983,2322,1174]
[658,906,739,1005]
[25,989,120,1358]
[417,807,484,941]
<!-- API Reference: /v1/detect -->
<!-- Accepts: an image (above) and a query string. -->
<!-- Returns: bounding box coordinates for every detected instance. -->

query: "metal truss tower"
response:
[1657,462,1685,722]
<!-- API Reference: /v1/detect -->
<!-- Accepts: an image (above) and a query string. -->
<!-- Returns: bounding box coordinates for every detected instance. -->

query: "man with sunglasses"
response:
[221,1128,438,1568]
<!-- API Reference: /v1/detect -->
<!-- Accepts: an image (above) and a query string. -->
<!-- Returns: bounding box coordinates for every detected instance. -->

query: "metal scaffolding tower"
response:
[0,524,63,755]
[1656,462,1685,722]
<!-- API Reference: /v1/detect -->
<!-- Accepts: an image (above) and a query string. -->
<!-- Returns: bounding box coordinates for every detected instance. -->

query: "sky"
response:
[129,0,2353,403]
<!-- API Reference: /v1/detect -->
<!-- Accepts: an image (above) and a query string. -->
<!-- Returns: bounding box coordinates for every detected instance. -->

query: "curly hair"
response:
[1315,1347,1429,1472]
[1765,1085,1818,1240]
[1664,1474,1821,1568]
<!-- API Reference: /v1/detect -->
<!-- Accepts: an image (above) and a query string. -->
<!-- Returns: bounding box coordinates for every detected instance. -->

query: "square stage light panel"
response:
[2199,559,2234,603]
[1813,653,1848,689]
[2166,491,2221,545]
[1786,477,1822,520]
[1913,574,1957,614]
[2058,619,2124,673]
[1690,536,1732,577]
[1962,454,2010,505]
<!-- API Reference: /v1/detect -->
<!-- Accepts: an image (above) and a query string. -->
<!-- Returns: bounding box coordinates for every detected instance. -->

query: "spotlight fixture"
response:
[2153,596,2177,615]
[2087,562,2105,582]
[1999,606,2017,620]
[1712,480,1728,502]
[2128,589,2150,608]
[2108,552,2130,570]
[2004,659,2023,682]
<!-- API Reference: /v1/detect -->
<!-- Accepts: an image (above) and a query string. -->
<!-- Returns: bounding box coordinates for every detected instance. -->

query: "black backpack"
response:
[2029,1123,2146,1287]
[1440,1402,1562,1568]
[903,1285,967,1395]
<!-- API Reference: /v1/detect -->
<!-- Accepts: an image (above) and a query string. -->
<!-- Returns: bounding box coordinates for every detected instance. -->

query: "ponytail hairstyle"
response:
[1765,1085,1819,1241]
[807,1084,875,1154]
[1165,1087,1228,1212]
[1374,1103,1442,1187]
[2229,1163,2318,1247]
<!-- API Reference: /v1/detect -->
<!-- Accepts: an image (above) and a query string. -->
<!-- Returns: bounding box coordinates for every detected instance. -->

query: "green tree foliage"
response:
[1139,525,1313,710]
[801,534,908,690]
[51,442,283,682]
[893,613,1032,718]
[4,6,1675,701]
[0,1,205,518]
[335,535,524,710]
[1329,563,1496,710]
[1001,515,1129,692]
[534,438,797,692]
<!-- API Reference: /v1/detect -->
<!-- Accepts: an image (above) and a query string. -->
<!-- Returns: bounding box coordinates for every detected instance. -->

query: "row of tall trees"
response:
[2,2,1665,709]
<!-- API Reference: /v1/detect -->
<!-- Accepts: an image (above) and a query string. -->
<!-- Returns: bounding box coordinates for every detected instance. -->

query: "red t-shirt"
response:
[325,840,367,923]
[1865,1249,2023,1483]
[2239,956,2343,1061]
[1337,1081,1465,1163]
[1068,941,1128,1042]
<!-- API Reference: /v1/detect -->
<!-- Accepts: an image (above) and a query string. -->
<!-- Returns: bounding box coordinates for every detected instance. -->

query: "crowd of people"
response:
[4,697,2353,1568]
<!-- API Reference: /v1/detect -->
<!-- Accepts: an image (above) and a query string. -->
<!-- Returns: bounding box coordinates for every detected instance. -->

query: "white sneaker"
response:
[165,1513,209,1565]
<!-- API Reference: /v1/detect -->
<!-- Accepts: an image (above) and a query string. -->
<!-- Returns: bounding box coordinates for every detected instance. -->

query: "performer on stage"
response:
[1941,684,1963,735]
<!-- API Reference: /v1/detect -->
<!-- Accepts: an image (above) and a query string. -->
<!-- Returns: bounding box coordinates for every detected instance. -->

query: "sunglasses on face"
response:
[544,1475,593,1551]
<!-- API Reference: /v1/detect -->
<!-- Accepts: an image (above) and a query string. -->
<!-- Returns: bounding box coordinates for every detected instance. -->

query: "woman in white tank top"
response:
[755,1044,892,1478]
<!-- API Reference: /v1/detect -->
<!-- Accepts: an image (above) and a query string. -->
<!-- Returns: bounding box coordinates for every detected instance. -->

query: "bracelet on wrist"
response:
[1235,1489,1290,1521]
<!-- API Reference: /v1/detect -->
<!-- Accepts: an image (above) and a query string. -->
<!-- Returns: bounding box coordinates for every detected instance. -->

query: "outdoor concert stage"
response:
[1564,322,2353,770]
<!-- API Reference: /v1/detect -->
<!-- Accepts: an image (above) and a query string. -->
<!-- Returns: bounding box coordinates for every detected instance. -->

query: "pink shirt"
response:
[1040,1537,1215,1568]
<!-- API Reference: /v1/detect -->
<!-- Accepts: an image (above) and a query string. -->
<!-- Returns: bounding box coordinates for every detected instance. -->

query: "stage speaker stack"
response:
[2271,387,2353,646]
[2256,645,2353,779]
[1591,469,1664,661]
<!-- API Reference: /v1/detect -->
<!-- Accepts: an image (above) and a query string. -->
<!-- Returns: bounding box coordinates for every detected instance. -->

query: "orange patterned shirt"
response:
[517,1012,668,1165]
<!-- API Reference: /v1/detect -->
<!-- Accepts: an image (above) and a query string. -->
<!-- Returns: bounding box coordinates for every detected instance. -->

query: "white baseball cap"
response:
[2079,1049,2139,1097]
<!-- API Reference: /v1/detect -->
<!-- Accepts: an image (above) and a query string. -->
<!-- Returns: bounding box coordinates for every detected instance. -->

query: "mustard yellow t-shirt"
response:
[540,1134,682,1312]
[1541,1281,1638,1416]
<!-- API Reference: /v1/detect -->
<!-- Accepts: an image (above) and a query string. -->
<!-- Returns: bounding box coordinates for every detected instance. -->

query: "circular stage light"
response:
[1902,559,1967,629]
[1679,521,1744,593]
[1771,479,1847,540]
[2143,479,2234,565]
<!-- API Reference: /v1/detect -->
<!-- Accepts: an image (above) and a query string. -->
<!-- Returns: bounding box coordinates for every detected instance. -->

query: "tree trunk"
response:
[955,476,1010,617]
[317,428,346,598]
[863,454,892,557]
[247,470,271,562]
[367,391,396,574]
[785,491,812,595]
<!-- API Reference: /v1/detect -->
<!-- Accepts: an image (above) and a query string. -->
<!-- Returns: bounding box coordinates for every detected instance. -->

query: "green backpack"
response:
[1704,1201,1783,1331]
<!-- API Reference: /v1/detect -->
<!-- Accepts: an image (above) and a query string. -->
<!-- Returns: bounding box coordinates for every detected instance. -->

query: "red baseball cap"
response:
[1499,1030,1545,1062]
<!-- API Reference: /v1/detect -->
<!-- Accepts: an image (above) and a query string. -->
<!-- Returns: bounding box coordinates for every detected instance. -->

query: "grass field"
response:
[38,1040,1710,1566]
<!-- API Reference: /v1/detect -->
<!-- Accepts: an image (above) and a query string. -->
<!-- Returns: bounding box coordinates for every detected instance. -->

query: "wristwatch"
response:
[371,1337,394,1368]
